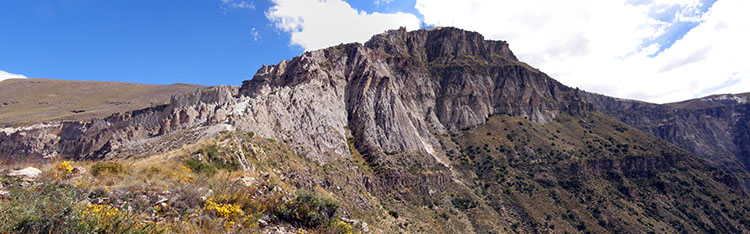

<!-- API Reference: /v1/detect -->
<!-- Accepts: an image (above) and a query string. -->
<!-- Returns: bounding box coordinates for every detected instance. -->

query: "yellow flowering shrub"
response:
[205,198,244,220]
[328,220,355,234]
[58,161,74,174]
[82,204,121,220]
[223,221,236,233]
[170,166,195,184]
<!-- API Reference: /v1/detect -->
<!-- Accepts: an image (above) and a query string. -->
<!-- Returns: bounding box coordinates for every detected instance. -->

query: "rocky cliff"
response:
[586,92,750,188]
[241,27,588,164]
[0,27,588,164]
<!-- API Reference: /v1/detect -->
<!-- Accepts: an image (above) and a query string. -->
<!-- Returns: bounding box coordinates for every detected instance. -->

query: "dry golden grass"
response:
[0,78,203,126]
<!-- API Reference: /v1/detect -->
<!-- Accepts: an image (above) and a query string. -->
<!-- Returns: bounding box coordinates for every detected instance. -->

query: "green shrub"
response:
[91,161,124,176]
[388,210,400,219]
[185,158,217,177]
[276,191,339,228]
[0,182,88,233]
[451,197,478,211]
[0,179,157,234]
[191,143,241,172]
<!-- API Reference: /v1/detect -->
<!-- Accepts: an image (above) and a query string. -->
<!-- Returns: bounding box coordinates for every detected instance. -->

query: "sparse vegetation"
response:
[0,131,373,233]
[91,161,124,176]
[388,210,399,219]
[0,179,158,234]
[0,79,202,127]
[184,157,217,177]
[277,190,340,228]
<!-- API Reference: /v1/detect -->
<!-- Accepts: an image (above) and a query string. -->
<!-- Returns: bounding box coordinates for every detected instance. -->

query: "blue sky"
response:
[0,0,305,86]
[0,0,747,103]
[0,0,421,86]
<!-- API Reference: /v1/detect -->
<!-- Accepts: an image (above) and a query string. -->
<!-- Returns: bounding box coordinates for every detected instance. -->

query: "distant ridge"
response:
[0,78,204,126]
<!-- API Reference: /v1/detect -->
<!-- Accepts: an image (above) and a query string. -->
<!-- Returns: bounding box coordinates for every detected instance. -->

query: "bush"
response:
[185,144,241,176]
[91,161,124,176]
[451,197,478,211]
[58,161,73,174]
[328,220,354,234]
[196,144,240,171]
[277,191,339,228]
[0,182,89,233]
[185,158,217,177]
[388,210,399,219]
[0,180,157,234]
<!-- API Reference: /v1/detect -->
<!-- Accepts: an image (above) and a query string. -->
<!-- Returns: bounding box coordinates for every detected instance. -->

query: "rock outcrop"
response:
[585,92,750,188]
[241,27,588,162]
[0,86,240,160]
[7,167,42,179]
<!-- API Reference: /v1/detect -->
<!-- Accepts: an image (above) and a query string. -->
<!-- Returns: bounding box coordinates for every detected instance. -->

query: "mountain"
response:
[586,92,750,188]
[0,78,204,127]
[0,28,748,233]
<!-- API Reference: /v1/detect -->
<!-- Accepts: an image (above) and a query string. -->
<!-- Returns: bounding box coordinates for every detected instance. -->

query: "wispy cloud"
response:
[375,0,394,7]
[220,0,255,11]
[250,27,260,41]
[416,0,748,103]
[263,0,746,103]
[0,70,27,81]
[266,0,420,51]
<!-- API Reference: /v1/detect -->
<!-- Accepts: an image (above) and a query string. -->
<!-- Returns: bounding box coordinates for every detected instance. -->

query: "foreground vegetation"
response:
[0,132,359,234]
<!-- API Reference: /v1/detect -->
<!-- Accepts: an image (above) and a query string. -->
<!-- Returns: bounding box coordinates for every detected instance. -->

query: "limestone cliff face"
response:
[239,27,589,163]
[585,92,750,187]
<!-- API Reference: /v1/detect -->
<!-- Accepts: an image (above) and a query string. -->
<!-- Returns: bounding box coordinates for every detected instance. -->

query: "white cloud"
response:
[220,0,255,10]
[266,0,421,51]
[416,0,749,103]
[375,0,393,7]
[251,27,260,41]
[0,70,27,81]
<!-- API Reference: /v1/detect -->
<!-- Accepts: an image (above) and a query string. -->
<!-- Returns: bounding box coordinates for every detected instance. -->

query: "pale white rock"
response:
[7,167,42,179]
[234,176,258,187]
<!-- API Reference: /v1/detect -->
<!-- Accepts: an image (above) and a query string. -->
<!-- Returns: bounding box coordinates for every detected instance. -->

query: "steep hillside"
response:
[0,78,204,127]
[586,92,750,188]
[0,27,748,233]
[441,112,748,233]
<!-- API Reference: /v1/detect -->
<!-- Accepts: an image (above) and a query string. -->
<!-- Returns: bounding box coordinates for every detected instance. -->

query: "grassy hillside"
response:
[0,78,203,127]
[442,112,749,233]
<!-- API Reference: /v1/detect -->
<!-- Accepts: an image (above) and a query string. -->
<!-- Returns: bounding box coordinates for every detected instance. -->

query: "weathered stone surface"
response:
[234,176,257,187]
[0,86,240,161]
[7,167,42,179]
[240,27,587,162]
[585,92,750,188]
